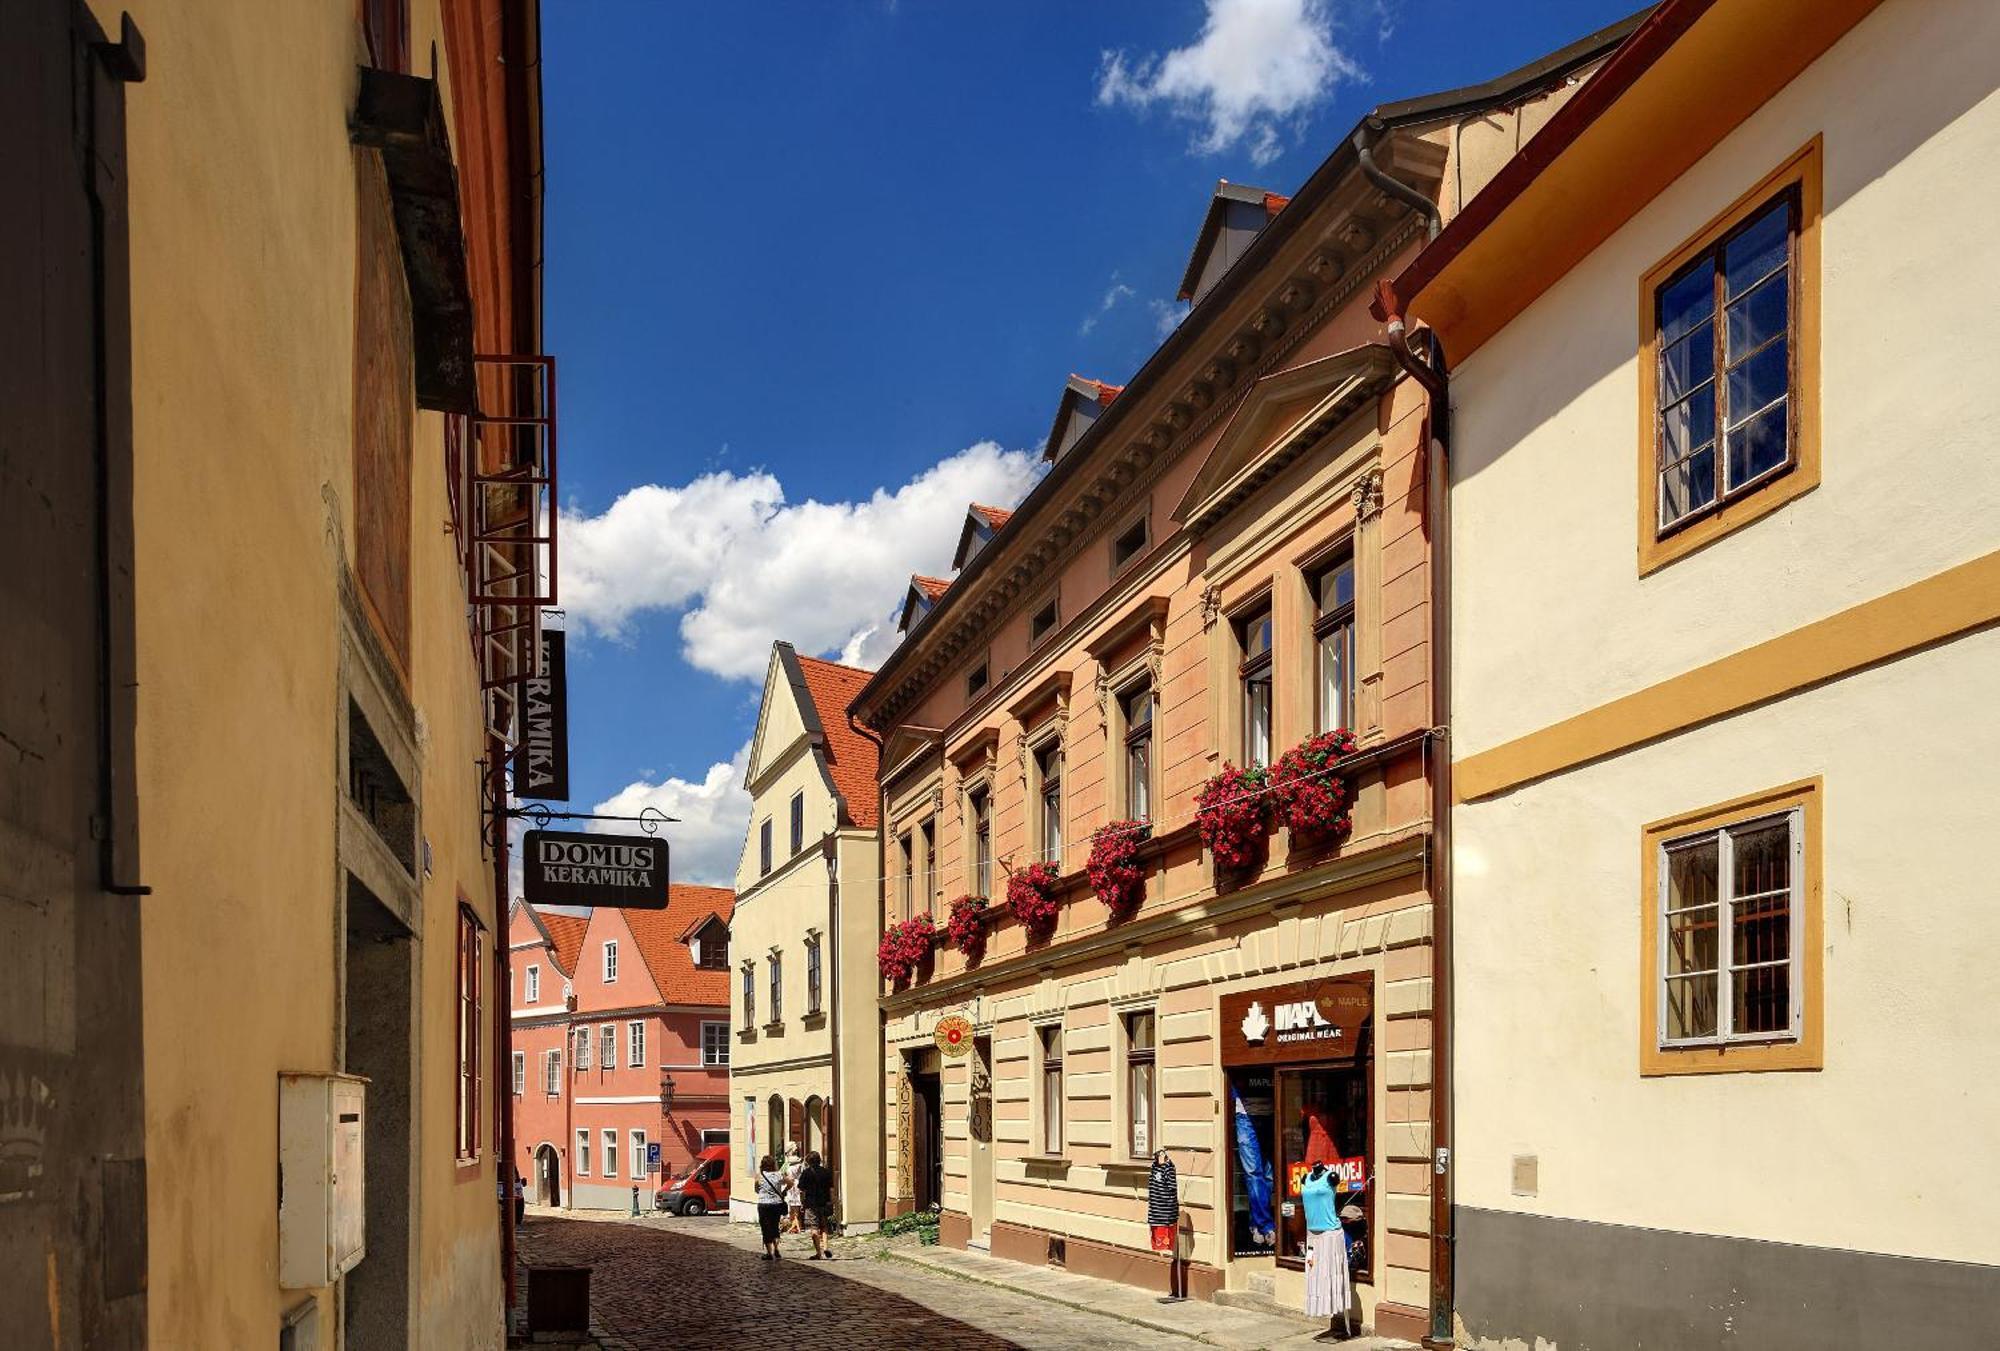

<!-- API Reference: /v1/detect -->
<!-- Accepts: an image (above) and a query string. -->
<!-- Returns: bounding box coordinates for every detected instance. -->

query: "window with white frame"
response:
[575,1128,591,1175]
[1658,810,1803,1046]
[525,963,540,1005]
[1313,552,1356,735]
[741,962,755,1028]
[768,953,783,1024]
[602,1128,618,1177]
[1237,603,1273,767]
[702,1021,730,1066]
[574,1025,591,1070]
[631,1130,648,1180]
[602,940,618,982]
[511,1050,525,1096]
[1123,1009,1156,1158]
[543,1049,560,1095]
[627,1020,646,1067]
[1037,1023,1064,1156]
[599,1024,615,1069]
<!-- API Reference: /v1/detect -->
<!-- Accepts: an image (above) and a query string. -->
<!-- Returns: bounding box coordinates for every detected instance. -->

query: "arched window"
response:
[804,1095,826,1154]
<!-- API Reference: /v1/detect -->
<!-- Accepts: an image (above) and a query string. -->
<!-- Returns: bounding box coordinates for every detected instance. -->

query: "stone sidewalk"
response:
[514,1205,1415,1350]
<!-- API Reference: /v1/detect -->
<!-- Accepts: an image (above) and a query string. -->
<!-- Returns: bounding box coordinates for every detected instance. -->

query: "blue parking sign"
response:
[646,1142,662,1172]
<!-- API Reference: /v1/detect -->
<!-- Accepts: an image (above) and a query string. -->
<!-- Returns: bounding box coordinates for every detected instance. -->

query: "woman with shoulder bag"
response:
[755,1155,789,1259]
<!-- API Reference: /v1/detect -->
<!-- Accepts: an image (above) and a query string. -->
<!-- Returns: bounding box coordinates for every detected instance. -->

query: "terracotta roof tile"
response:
[1068,375,1125,405]
[969,503,1014,531]
[1263,192,1291,216]
[539,910,589,978]
[794,653,882,828]
[623,884,736,1007]
[911,574,951,602]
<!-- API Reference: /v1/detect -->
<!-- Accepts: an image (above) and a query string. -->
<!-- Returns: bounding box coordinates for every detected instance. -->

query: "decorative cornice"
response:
[868,208,1420,728]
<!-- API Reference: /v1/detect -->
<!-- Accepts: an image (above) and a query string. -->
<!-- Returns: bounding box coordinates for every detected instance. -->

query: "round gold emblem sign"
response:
[934,1014,973,1058]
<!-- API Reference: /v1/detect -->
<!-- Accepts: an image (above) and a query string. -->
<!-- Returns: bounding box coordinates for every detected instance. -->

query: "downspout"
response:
[1373,276,1455,1348]
[819,826,842,1211]
[849,717,888,1226]
[1354,120,1442,241]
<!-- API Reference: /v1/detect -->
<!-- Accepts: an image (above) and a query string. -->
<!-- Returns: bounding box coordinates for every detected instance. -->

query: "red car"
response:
[655,1144,729,1216]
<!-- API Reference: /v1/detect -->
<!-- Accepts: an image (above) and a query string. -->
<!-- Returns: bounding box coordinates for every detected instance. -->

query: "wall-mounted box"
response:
[279,1072,368,1288]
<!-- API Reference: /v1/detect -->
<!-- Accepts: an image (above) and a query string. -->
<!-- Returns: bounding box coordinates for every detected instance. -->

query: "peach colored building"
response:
[505,889,734,1212]
[849,21,1637,1340]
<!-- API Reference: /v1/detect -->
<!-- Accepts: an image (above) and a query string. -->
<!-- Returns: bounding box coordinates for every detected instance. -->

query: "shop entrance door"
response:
[968,1036,995,1246]
[911,1069,942,1212]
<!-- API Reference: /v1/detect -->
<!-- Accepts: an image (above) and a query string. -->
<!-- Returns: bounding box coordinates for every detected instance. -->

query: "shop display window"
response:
[1275,1065,1370,1279]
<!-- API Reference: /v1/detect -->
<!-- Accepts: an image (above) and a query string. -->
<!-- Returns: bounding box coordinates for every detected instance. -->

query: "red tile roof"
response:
[623,884,736,1007]
[969,503,1014,531]
[1068,375,1125,406]
[795,653,882,829]
[540,910,589,978]
[1263,192,1291,216]
[911,574,951,602]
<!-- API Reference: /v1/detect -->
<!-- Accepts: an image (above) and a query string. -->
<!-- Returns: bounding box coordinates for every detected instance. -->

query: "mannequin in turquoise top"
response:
[1300,1163,1339,1232]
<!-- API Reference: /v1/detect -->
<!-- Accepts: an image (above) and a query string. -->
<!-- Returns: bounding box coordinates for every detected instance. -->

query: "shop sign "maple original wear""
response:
[1219,975,1372,1067]
[522,829,670,909]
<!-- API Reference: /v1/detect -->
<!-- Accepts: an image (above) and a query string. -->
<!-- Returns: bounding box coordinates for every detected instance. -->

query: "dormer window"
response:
[1178,181,1288,308]
[1045,375,1123,463]
[691,918,729,971]
[953,505,1015,571]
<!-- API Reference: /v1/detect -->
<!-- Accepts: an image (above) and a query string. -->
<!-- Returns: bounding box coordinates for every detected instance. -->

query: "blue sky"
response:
[538,0,1641,885]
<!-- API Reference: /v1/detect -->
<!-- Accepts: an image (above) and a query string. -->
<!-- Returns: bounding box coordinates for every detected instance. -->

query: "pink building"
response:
[508,889,734,1211]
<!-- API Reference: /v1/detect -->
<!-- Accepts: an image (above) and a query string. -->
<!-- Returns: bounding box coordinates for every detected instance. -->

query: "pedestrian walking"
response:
[797,1151,835,1260]
[513,1172,526,1228]
[754,1155,789,1260]
[783,1143,804,1232]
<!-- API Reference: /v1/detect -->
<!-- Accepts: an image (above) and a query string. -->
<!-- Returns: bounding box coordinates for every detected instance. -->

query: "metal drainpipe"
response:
[1372,275,1454,1347]
[820,826,842,1213]
[1354,120,1442,242]
[490,738,518,1310]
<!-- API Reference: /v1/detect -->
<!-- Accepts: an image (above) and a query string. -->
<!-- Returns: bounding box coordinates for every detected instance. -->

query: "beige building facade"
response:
[2,2,546,1347]
[1385,0,2000,1345]
[728,644,884,1227]
[849,24,1635,1341]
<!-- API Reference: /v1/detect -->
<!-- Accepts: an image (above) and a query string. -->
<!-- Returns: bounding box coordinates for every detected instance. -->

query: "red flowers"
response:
[945,894,989,962]
[1196,763,1277,874]
[1007,862,1063,940]
[878,912,936,984]
[1271,729,1360,843]
[1087,821,1150,920]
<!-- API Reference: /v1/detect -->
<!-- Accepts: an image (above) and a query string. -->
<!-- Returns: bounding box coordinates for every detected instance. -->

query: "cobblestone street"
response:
[513,1210,1344,1350]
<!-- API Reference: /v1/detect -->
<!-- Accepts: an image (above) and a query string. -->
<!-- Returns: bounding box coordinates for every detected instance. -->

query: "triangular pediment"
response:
[1172,344,1398,534]
[745,642,819,792]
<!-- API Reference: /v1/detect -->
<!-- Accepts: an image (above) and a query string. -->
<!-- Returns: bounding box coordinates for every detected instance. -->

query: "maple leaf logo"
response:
[1240,1000,1270,1044]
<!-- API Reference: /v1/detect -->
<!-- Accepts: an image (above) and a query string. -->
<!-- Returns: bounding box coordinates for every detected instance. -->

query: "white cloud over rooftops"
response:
[1096,0,1367,167]
[559,439,1042,681]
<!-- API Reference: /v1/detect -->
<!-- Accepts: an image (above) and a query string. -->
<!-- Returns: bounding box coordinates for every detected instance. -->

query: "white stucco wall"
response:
[1453,628,2000,1263]
[1448,0,2000,759]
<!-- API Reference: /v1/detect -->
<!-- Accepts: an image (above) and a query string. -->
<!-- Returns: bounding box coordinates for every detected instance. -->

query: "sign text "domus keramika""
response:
[522,829,670,909]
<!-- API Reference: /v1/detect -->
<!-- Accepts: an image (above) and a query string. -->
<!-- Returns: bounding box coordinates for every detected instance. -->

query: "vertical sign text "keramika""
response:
[522,829,669,909]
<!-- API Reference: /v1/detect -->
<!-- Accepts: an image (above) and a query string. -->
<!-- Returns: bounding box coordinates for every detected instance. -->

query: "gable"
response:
[1172,344,1400,534]
[572,907,663,1011]
[745,642,815,789]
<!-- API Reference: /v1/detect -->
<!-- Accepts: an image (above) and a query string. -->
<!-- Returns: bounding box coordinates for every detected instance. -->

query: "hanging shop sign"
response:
[515,629,571,801]
[1220,973,1372,1067]
[522,829,669,909]
[933,1014,973,1058]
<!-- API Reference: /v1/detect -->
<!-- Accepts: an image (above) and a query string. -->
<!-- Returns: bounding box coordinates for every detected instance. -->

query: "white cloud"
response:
[1096,0,1365,167]
[1150,298,1189,338]
[588,744,754,889]
[560,440,1042,681]
[1080,277,1137,335]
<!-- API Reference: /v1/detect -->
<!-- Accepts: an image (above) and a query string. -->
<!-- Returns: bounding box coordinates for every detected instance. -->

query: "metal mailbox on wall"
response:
[278,1072,368,1288]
